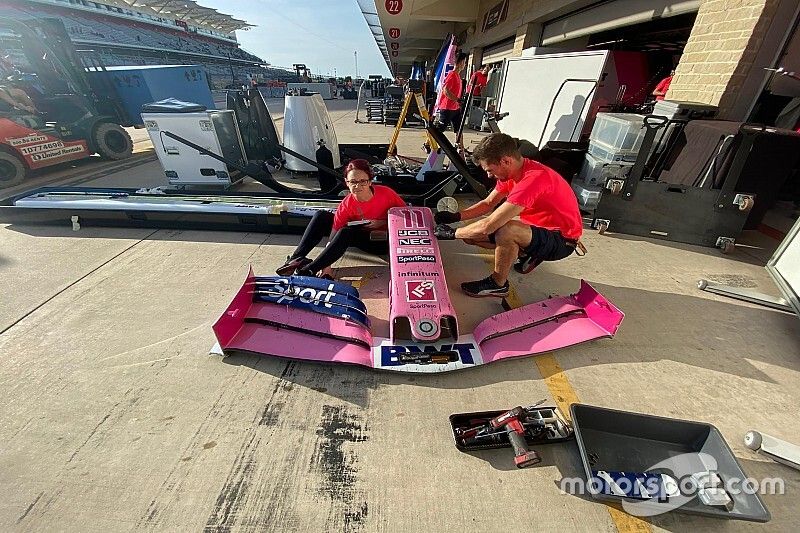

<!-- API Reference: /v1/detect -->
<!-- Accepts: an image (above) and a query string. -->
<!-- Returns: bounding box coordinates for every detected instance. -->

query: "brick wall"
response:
[667,0,781,118]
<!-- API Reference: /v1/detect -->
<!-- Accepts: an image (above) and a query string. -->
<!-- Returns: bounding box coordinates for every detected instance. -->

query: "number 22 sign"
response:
[385,0,403,15]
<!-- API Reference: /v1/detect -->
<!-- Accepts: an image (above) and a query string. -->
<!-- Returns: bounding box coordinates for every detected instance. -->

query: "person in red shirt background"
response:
[277,159,406,279]
[434,133,584,297]
[469,64,490,97]
[652,69,675,101]
[435,52,468,132]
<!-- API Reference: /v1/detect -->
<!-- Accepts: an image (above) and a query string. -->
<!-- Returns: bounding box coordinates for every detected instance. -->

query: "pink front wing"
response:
[473,280,624,364]
[212,270,624,373]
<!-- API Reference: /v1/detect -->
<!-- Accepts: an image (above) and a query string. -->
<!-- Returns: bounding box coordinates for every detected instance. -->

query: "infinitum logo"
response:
[399,270,439,277]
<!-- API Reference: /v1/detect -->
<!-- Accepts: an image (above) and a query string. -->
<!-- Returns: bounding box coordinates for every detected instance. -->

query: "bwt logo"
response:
[381,343,477,366]
[406,280,436,301]
[272,280,337,308]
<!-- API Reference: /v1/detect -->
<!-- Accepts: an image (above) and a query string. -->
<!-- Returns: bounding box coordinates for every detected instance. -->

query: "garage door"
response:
[542,0,700,46]
[482,37,516,64]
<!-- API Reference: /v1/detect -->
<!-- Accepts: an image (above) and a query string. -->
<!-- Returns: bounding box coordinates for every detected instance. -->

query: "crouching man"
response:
[434,133,584,297]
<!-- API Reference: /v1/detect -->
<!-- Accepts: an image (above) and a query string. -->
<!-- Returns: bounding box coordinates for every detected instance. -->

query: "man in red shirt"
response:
[652,69,675,101]
[435,52,468,132]
[434,133,583,297]
[468,64,490,97]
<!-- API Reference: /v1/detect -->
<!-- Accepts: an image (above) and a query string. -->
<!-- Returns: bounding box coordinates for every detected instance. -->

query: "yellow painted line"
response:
[351,272,373,290]
[477,254,651,533]
[606,506,653,533]
[533,354,580,423]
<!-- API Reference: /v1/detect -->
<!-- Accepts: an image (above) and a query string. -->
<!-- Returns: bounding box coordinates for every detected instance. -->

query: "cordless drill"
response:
[490,406,542,468]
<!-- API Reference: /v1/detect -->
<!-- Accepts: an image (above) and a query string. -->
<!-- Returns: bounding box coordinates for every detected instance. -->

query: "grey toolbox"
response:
[571,404,770,522]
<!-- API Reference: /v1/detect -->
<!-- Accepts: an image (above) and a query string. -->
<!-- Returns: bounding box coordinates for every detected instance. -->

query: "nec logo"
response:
[406,280,436,302]
[399,238,431,246]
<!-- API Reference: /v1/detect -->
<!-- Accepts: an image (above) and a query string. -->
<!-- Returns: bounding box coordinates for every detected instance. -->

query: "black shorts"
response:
[489,226,575,261]
[436,108,461,131]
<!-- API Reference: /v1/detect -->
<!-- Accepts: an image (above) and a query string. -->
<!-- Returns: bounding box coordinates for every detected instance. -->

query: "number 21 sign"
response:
[385,0,403,15]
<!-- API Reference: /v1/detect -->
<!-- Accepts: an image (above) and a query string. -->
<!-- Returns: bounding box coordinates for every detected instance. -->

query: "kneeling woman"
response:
[276,159,406,279]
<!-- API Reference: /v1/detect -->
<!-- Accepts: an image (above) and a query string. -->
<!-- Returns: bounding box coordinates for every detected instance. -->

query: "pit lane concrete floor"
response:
[1,98,799,533]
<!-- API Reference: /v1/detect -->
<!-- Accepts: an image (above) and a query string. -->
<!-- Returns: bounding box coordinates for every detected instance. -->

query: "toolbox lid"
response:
[141,98,207,113]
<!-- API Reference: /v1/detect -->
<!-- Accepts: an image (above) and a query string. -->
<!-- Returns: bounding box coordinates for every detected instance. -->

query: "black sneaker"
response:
[513,254,542,274]
[276,256,311,276]
[461,276,510,298]
[294,267,315,278]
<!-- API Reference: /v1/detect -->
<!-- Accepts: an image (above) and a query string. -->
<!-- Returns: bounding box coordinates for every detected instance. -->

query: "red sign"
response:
[406,280,436,302]
[391,51,399,57]
[389,27,401,39]
[2,119,89,170]
[390,42,399,51]
[385,0,403,15]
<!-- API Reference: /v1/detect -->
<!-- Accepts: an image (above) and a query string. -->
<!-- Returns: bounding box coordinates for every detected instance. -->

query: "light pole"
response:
[354,50,358,79]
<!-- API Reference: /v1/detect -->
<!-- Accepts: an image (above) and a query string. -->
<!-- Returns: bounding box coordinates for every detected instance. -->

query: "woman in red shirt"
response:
[276,159,406,279]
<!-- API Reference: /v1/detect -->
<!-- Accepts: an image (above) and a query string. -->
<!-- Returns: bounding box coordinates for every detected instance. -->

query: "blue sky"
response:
[199,0,391,77]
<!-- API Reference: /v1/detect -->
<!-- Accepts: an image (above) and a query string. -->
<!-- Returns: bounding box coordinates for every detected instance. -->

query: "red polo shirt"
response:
[494,159,583,240]
[469,70,488,96]
[332,185,406,231]
[436,70,462,111]
[654,75,673,100]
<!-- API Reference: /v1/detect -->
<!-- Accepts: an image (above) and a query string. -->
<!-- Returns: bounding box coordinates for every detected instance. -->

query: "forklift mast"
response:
[0,17,131,126]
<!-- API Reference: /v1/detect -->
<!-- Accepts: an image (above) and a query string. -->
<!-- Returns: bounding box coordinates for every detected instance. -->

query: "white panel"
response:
[542,0,701,45]
[496,51,609,146]
[768,216,800,316]
[283,94,341,172]
[141,111,235,186]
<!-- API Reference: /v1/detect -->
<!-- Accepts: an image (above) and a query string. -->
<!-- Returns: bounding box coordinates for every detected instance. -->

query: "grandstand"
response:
[0,0,301,88]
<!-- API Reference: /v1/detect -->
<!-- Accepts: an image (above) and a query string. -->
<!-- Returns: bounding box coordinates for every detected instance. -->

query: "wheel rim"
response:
[104,130,128,154]
[0,159,18,183]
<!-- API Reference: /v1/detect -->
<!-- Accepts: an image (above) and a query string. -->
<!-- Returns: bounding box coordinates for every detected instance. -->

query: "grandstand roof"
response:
[114,0,254,33]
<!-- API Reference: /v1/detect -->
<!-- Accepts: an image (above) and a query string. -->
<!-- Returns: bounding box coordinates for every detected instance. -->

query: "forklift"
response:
[292,63,312,82]
[0,17,134,188]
